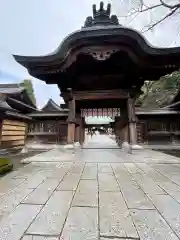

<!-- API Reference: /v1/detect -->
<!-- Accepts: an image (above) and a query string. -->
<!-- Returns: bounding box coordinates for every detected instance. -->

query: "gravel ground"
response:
[158,149,180,158]
[0,149,48,174]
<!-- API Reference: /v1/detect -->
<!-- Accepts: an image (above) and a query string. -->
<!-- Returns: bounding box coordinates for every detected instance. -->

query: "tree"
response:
[116,0,180,32]
[20,79,36,106]
[136,71,180,107]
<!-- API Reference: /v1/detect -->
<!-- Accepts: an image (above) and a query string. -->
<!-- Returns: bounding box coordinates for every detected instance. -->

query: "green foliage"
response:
[20,79,36,106]
[0,158,13,174]
[0,158,9,166]
[160,72,180,90]
[0,164,13,174]
[137,71,180,108]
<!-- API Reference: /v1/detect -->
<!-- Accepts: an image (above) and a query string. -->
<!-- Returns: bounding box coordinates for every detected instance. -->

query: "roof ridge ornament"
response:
[83,1,119,28]
[93,2,110,19]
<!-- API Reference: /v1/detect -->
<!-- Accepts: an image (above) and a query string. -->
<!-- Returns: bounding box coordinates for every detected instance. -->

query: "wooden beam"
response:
[2,125,25,131]
[74,89,128,101]
[1,140,25,148]
[127,97,137,145]
[2,135,25,141]
[2,130,25,136]
[61,88,73,101]
[67,123,75,144]
[3,119,26,127]
[68,98,76,122]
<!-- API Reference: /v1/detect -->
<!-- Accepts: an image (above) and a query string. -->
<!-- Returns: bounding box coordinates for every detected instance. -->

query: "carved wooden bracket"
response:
[61,45,119,70]
[88,49,118,61]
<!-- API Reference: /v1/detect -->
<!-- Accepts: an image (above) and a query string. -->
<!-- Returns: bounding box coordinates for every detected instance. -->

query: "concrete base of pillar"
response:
[21,146,28,154]
[21,159,30,164]
[64,144,74,149]
[122,142,129,148]
[131,144,143,150]
[122,142,132,154]
[74,142,81,147]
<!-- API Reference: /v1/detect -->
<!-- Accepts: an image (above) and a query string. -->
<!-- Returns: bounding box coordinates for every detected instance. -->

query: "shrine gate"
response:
[14,2,180,150]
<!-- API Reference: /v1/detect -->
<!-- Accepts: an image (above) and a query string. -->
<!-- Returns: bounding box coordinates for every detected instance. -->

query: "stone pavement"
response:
[1,135,180,239]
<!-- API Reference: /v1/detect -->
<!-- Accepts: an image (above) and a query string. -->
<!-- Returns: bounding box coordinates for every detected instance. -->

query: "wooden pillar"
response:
[67,123,75,144]
[83,122,85,143]
[79,117,85,145]
[122,125,129,143]
[75,113,81,144]
[75,125,80,143]
[0,120,2,147]
[127,96,137,145]
[114,117,121,146]
[67,94,76,145]
[79,124,83,145]
[118,108,129,145]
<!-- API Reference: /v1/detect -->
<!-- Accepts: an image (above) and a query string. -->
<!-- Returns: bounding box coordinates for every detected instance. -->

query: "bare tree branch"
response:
[122,2,162,21]
[160,0,180,9]
[124,3,162,20]
[142,6,179,32]
[139,0,144,11]
[127,12,141,25]
[115,0,180,33]
[135,3,162,13]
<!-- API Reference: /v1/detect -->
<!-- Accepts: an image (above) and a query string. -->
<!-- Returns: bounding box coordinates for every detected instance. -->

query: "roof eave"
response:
[7,97,37,112]
[13,26,180,68]
[5,111,32,120]
[28,112,68,117]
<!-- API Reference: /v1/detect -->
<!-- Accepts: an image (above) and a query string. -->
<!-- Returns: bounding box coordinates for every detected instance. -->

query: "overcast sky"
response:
[0,0,180,108]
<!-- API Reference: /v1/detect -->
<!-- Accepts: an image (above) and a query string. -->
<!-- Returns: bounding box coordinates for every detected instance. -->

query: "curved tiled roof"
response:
[13,3,180,76]
[0,83,36,109]
[0,93,14,111]
[0,84,24,94]
[41,99,68,112]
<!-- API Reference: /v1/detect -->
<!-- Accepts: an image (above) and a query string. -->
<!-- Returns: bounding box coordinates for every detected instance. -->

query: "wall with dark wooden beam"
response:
[136,115,180,144]
[27,120,68,144]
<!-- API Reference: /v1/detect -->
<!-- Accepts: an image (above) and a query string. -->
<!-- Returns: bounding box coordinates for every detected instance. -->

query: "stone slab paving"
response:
[0,178,25,198]
[21,173,47,189]
[125,163,166,196]
[112,164,155,209]
[22,178,62,205]
[98,163,113,174]
[149,194,180,238]
[100,239,136,240]
[99,191,138,238]
[56,171,82,191]
[0,204,42,240]
[72,179,98,207]
[60,207,98,240]
[0,182,35,219]
[1,135,180,239]
[81,163,97,179]
[131,209,179,240]
[27,191,74,236]
[22,237,58,240]
[98,172,120,192]
[150,163,180,186]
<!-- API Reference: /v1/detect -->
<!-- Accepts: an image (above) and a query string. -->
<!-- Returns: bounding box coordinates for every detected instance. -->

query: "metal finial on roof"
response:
[92,4,97,17]
[93,2,111,19]
[83,2,119,28]
[107,3,111,16]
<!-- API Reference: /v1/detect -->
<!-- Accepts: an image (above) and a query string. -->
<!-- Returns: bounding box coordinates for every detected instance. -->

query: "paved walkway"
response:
[1,135,180,239]
[83,133,119,149]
